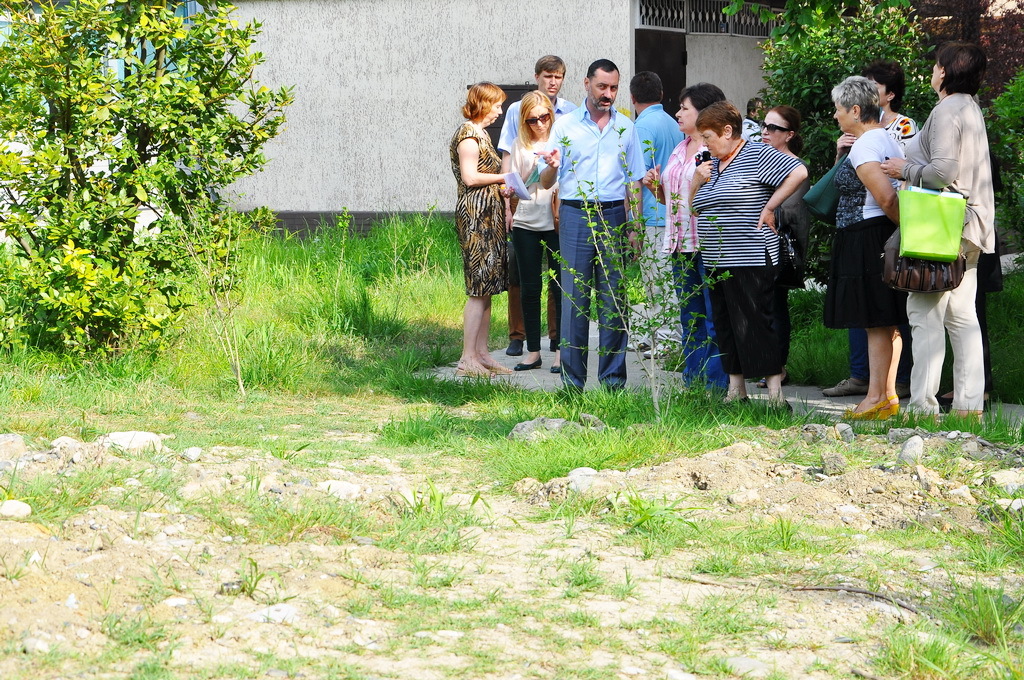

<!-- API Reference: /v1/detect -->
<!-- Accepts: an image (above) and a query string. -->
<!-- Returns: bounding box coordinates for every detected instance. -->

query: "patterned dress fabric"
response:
[449,123,507,296]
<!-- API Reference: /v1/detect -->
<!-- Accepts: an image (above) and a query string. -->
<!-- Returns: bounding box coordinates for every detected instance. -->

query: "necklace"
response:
[719,139,744,166]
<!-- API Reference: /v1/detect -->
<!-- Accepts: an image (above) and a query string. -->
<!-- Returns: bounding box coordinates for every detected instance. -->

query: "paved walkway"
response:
[436,320,1024,423]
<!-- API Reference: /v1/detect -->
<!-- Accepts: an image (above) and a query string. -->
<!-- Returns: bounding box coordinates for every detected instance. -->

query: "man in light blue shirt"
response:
[497,55,576,358]
[539,59,645,390]
[631,71,684,352]
[498,56,577,156]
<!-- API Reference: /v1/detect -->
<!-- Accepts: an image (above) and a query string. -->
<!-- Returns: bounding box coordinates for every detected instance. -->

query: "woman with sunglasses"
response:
[757,106,810,389]
[506,91,561,373]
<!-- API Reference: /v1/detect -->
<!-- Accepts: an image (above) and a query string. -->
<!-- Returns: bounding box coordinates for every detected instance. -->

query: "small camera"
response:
[695,150,712,164]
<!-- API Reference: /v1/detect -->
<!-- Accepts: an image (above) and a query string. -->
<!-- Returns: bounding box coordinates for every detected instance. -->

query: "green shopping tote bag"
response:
[897,185,966,262]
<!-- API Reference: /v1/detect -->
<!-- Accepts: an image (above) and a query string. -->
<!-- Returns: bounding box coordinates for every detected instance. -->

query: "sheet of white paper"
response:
[505,172,532,200]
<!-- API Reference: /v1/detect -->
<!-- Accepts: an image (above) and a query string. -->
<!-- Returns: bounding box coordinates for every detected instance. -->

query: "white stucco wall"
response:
[686,34,767,110]
[229,0,634,213]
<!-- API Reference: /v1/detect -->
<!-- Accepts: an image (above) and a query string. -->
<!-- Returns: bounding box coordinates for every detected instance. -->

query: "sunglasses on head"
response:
[526,113,551,125]
[762,123,791,133]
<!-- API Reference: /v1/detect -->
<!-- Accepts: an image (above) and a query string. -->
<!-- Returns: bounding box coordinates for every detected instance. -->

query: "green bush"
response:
[760,1,930,283]
[0,0,291,353]
[990,67,1024,251]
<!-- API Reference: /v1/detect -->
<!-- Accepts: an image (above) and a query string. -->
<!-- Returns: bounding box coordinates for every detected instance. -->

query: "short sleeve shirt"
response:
[835,128,903,229]
[692,141,802,267]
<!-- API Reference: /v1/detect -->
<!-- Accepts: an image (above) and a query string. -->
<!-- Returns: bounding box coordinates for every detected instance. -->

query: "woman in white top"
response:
[824,61,919,402]
[508,91,561,373]
[824,76,906,420]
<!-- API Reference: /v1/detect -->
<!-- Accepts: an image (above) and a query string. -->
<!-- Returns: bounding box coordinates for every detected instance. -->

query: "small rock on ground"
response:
[22,637,50,654]
[0,500,32,519]
[247,604,299,624]
[567,467,598,493]
[318,480,361,500]
[834,423,855,443]
[821,451,848,476]
[723,656,771,678]
[728,490,760,506]
[988,469,1024,495]
[0,433,27,460]
[665,670,698,680]
[96,431,166,454]
[181,447,203,462]
[898,436,925,465]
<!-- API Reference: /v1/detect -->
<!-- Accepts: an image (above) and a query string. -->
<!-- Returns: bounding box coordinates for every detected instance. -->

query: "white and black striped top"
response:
[692,141,803,268]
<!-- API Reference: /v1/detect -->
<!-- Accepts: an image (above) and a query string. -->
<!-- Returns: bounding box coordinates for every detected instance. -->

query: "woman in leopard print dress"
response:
[450,82,511,377]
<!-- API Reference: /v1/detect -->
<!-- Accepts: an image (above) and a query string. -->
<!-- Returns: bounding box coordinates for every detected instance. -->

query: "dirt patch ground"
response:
[0,419,1022,679]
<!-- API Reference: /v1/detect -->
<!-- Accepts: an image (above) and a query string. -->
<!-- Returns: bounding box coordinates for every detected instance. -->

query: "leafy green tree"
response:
[761,2,930,178]
[727,0,912,43]
[0,0,292,352]
[758,1,929,282]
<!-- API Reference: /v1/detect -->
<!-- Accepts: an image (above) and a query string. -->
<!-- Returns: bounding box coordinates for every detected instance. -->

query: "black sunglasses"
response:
[762,123,791,133]
[526,113,551,125]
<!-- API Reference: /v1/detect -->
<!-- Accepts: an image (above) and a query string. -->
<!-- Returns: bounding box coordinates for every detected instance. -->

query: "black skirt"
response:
[824,215,908,329]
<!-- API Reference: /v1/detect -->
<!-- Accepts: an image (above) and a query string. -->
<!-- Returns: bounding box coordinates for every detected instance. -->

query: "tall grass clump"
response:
[161,211,471,393]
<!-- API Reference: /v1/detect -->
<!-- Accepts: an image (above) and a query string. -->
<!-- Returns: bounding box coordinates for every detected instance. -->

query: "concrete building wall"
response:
[686,34,767,110]
[228,0,634,214]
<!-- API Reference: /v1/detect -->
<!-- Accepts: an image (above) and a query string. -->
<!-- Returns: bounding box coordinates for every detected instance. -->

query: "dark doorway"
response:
[635,29,687,117]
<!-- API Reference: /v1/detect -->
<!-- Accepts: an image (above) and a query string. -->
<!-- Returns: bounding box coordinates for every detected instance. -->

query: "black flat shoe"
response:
[550,365,562,374]
[514,358,542,371]
[505,339,524,356]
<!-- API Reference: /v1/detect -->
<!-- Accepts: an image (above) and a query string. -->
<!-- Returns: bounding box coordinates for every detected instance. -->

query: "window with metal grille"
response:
[638,0,687,31]
[638,0,778,37]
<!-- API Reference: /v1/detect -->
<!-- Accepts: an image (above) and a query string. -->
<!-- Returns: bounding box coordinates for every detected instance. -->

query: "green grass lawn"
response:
[2,213,1022,439]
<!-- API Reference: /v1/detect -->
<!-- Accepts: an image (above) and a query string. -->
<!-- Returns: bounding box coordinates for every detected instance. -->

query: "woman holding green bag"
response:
[881,43,995,418]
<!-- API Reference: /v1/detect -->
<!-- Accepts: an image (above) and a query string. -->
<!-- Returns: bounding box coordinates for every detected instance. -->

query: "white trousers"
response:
[906,248,983,414]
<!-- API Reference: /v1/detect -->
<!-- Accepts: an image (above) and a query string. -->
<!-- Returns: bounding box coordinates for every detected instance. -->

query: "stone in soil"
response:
[835,423,855,443]
[0,433,27,460]
[96,431,167,454]
[898,436,925,465]
[987,469,1024,495]
[181,447,203,463]
[22,637,50,654]
[318,480,361,500]
[821,451,848,476]
[0,500,32,519]
[723,656,771,678]
[247,604,299,624]
[567,467,598,492]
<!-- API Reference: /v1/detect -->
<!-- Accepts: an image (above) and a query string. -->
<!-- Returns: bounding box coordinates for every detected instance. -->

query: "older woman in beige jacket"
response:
[881,42,995,417]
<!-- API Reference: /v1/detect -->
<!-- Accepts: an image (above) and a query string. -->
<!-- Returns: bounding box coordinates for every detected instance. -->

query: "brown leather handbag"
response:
[882,229,966,293]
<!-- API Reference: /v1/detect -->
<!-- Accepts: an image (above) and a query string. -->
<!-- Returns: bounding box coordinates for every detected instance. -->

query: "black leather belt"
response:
[560,199,624,209]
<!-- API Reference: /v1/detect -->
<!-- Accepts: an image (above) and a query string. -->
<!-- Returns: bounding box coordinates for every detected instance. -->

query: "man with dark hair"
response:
[498,55,576,357]
[629,70,684,354]
[742,96,764,142]
[539,59,645,390]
